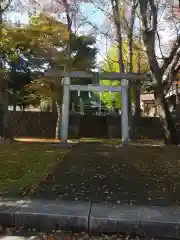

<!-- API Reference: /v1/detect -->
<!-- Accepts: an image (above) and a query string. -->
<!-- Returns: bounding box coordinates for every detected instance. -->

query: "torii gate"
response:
[45,71,151,145]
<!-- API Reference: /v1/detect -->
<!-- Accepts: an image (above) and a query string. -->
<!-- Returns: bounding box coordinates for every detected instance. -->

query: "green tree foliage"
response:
[100,41,148,109]
[1,13,97,108]
[25,13,97,106]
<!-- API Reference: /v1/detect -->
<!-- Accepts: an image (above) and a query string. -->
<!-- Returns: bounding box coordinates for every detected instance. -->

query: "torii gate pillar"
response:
[121,79,129,145]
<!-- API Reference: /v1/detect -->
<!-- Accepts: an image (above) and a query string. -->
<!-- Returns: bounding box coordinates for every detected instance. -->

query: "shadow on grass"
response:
[32,142,180,206]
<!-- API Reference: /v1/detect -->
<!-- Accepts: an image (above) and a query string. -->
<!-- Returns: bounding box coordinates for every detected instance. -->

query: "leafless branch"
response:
[156,31,165,59]
[0,0,13,13]
[164,50,180,95]
[161,35,180,75]
[140,0,162,81]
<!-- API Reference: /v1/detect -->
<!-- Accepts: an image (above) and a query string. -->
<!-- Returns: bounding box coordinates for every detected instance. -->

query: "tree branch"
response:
[139,0,162,81]
[157,30,165,59]
[161,35,180,75]
[111,0,125,72]
[139,0,148,30]
[164,50,180,95]
[4,0,13,12]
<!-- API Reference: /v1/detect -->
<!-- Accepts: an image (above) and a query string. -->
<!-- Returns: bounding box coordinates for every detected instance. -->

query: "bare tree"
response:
[138,0,180,144]
[81,0,179,144]
[110,0,125,74]
[121,0,139,137]
[87,0,147,133]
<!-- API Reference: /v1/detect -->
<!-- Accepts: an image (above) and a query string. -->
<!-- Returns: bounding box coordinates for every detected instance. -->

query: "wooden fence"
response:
[4,111,164,139]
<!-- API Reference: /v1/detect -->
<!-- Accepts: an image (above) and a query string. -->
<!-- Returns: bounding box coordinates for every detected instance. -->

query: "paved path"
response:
[32,142,171,205]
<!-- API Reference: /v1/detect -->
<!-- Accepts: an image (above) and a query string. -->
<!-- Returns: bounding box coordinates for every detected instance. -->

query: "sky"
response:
[5,1,179,66]
[5,2,105,26]
[5,2,107,63]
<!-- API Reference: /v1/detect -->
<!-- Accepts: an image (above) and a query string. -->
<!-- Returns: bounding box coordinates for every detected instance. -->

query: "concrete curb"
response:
[1,199,180,239]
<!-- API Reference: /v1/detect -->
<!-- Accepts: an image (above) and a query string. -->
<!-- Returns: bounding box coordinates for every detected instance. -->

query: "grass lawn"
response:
[0,142,70,198]
[2,138,180,205]
[33,140,180,206]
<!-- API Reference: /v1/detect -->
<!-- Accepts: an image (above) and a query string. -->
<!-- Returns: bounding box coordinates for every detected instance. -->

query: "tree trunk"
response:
[0,66,9,139]
[126,0,137,139]
[111,0,125,73]
[138,0,179,144]
[13,85,16,112]
[175,89,180,114]
[20,105,24,112]
[131,81,141,139]
[155,89,179,145]
[52,100,56,114]
[127,31,133,135]
[0,6,4,138]
[55,100,61,140]
[0,5,10,140]
[132,32,142,138]
[0,85,10,139]
[134,82,141,117]
[13,104,16,112]
[134,17,142,120]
